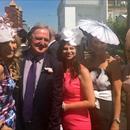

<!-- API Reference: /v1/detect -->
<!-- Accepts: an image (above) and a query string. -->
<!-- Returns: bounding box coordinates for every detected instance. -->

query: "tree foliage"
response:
[107,17,128,57]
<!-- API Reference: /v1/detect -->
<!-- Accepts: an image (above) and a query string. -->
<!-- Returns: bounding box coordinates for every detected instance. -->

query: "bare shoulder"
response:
[80,64,89,72]
[107,57,122,80]
[80,64,90,77]
[0,64,4,73]
[107,58,121,72]
[0,64,4,80]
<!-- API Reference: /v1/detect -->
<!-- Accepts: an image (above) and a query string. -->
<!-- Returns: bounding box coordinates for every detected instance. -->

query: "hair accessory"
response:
[60,27,83,46]
[0,16,16,43]
[78,19,119,45]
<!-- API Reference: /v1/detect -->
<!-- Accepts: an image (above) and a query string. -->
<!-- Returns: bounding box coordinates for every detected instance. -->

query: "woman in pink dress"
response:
[57,28,95,130]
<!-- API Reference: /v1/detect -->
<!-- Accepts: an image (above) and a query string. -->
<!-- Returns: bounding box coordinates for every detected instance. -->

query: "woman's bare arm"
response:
[63,64,95,111]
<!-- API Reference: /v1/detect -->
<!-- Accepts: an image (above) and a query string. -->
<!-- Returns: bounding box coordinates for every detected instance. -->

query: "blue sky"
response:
[0,0,60,31]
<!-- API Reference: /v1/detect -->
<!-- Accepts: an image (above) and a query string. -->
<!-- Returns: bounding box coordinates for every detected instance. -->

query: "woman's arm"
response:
[0,121,12,130]
[63,64,95,111]
[0,67,13,130]
[0,65,4,81]
[108,60,122,130]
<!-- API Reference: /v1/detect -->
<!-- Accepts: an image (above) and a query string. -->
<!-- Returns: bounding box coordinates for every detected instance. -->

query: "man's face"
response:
[31,28,50,55]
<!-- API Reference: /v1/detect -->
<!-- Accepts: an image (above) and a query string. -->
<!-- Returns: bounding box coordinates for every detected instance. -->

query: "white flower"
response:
[44,67,53,73]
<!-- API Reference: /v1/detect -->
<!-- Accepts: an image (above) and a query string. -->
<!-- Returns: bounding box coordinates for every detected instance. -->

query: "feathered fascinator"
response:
[0,15,16,43]
[60,27,83,46]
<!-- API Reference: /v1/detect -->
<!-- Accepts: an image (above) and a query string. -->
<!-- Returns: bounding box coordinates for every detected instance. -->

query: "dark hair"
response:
[27,24,52,43]
[57,40,81,78]
[17,29,28,43]
[55,33,61,41]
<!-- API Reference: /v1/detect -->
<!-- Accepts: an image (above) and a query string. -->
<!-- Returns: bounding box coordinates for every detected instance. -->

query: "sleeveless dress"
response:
[62,71,91,130]
[0,64,16,129]
[90,68,113,130]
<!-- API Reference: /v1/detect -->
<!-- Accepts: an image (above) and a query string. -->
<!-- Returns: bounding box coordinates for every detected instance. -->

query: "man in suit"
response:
[16,25,63,130]
[48,29,60,58]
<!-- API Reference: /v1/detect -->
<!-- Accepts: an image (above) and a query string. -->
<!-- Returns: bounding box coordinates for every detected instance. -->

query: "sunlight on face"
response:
[5,40,17,58]
[31,28,50,55]
[62,43,76,60]
[0,40,18,59]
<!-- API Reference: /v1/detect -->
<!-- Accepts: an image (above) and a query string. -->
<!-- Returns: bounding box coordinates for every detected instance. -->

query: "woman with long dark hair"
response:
[78,19,122,130]
[58,28,95,130]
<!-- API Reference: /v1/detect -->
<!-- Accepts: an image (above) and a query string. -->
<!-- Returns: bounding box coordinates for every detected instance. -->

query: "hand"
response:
[1,125,12,130]
[110,121,119,130]
[62,102,67,112]
[123,80,130,92]
[0,121,12,130]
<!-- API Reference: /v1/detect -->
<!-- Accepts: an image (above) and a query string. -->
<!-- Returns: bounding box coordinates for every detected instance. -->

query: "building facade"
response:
[57,0,108,31]
[108,0,127,19]
[5,0,23,28]
[57,0,127,31]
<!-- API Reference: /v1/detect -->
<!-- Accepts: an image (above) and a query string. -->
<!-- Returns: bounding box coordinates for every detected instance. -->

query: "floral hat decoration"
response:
[60,27,83,46]
[0,15,16,43]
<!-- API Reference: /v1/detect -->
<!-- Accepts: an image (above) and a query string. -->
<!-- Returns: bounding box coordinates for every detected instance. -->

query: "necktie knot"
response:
[31,55,44,63]
[31,57,37,63]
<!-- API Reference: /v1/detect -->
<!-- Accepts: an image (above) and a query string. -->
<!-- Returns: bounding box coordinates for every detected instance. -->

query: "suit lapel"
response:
[34,53,53,97]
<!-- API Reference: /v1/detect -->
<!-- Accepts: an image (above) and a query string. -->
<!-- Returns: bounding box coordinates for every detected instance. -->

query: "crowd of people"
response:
[0,15,130,130]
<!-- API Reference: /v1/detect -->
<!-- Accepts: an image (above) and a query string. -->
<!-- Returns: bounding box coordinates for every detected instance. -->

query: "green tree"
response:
[107,17,127,57]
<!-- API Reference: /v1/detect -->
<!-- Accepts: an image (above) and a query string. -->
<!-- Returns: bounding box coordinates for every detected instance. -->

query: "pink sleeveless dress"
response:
[62,72,91,130]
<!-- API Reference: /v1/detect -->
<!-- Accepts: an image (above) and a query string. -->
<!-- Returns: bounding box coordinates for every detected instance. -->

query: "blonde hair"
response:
[10,35,22,81]
[0,35,22,81]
